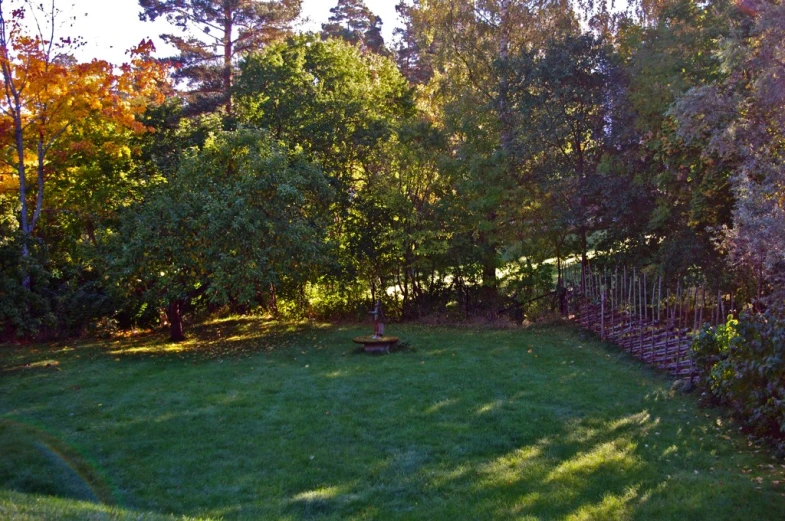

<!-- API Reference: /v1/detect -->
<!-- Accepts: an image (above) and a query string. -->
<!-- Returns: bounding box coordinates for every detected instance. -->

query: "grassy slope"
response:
[1,318,783,520]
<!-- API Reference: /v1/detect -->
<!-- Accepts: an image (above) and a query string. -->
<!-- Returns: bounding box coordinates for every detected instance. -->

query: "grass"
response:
[1,317,784,520]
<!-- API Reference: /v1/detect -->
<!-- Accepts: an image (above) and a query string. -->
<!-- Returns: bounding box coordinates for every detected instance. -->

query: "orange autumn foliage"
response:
[0,3,171,237]
[0,38,170,175]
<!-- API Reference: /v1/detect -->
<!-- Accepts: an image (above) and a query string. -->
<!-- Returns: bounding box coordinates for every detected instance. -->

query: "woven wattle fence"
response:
[562,264,737,379]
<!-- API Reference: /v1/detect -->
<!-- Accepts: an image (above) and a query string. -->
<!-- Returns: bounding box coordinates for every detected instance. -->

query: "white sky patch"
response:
[33,0,404,65]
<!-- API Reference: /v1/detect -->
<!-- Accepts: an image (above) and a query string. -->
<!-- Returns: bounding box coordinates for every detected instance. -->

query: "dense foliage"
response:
[1,0,784,363]
[693,309,785,453]
[108,129,332,340]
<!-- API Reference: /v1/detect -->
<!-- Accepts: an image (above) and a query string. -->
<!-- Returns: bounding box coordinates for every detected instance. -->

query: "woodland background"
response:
[1,1,784,439]
[4,0,783,335]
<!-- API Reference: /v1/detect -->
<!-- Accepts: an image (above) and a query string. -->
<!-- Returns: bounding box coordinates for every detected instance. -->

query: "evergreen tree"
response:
[321,0,387,55]
[138,0,302,115]
[393,1,433,84]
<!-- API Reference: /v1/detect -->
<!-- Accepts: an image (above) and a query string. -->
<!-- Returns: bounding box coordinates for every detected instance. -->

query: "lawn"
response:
[1,318,784,520]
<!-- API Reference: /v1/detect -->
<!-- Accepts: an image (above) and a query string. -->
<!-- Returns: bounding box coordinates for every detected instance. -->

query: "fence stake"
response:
[643,272,648,322]
[601,288,606,340]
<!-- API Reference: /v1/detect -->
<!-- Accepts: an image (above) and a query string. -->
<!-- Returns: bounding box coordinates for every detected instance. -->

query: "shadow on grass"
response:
[279,406,754,520]
[2,319,783,520]
[281,411,655,520]
[0,489,215,520]
[0,419,115,505]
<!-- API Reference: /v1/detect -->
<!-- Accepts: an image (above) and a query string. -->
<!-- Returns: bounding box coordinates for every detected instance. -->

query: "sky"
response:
[47,0,403,65]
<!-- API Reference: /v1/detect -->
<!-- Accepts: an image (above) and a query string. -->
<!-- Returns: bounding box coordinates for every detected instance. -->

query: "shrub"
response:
[692,308,785,453]
[0,237,56,340]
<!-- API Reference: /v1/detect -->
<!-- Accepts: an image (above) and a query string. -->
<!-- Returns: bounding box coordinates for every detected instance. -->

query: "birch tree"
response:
[0,0,167,288]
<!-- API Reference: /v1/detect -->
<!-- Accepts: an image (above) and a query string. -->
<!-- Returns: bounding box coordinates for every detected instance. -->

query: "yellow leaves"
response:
[0,172,20,194]
[101,142,132,159]
[0,35,171,169]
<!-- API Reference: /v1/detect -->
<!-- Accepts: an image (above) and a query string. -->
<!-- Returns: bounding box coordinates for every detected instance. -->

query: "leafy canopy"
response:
[110,128,333,321]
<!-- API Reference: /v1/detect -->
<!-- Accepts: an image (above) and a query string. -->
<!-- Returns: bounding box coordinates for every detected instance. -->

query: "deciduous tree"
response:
[110,129,332,341]
[672,0,785,300]
[507,33,615,287]
[236,35,412,190]
[0,1,168,288]
[399,0,578,304]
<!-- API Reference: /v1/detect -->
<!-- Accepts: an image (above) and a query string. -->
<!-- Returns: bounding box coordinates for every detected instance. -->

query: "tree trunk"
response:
[479,222,498,295]
[399,267,410,318]
[9,78,31,288]
[581,226,588,294]
[223,4,233,116]
[20,242,31,290]
[269,283,279,318]
[557,254,566,315]
[497,0,514,158]
[167,300,185,342]
[482,246,498,311]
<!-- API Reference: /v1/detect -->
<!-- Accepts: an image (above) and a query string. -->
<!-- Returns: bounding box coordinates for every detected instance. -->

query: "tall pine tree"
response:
[139,0,301,115]
[321,0,387,55]
[393,1,433,84]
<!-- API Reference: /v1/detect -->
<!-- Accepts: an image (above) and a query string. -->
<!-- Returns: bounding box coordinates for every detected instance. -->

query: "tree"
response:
[346,120,454,318]
[671,0,785,301]
[236,35,412,190]
[392,1,433,85]
[401,0,578,305]
[597,0,737,281]
[507,33,615,288]
[236,35,415,308]
[321,0,386,55]
[138,0,301,115]
[110,129,332,341]
[0,1,169,289]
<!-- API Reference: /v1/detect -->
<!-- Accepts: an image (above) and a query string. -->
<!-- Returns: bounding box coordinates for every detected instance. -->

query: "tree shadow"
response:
[0,419,115,505]
[2,320,784,520]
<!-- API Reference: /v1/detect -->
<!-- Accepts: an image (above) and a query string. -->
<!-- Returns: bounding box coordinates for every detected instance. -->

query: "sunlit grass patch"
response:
[563,486,639,521]
[93,316,331,361]
[547,439,640,482]
[290,485,346,504]
[1,358,61,373]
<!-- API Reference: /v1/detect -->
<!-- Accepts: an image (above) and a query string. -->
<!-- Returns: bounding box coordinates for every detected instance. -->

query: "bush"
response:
[0,237,56,340]
[0,231,122,340]
[692,308,785,453]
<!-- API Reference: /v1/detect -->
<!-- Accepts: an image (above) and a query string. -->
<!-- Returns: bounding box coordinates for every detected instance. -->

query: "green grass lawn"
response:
[1,318,784,520]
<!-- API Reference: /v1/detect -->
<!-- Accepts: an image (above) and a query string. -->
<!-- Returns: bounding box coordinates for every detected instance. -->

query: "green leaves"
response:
[236,34,413,186]
[110,128,333,329]
[693,307,785,451]
[670,2,785,292]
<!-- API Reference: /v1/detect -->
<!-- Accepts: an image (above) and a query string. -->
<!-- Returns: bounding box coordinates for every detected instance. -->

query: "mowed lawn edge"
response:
[1,318,784,520]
